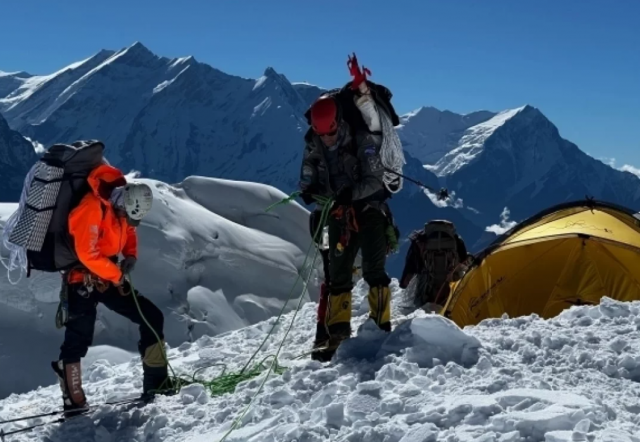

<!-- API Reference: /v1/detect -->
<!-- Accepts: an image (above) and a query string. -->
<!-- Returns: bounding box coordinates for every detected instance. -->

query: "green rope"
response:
[264,191,302,213]
[125,193,334,441]
[236,192,331,373]
[193,355,287,397]
[265,191,332,213]
[217,196,333,442]
[128,275,291,398]
[128,274,185,395]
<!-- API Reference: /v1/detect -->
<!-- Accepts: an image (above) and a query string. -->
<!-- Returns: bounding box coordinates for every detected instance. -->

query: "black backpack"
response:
[303,80,400,136]
[412,220,461,289]
[6,140,106,275]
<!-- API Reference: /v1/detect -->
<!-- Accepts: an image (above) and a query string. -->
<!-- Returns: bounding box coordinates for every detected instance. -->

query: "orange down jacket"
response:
[68,164,137,284]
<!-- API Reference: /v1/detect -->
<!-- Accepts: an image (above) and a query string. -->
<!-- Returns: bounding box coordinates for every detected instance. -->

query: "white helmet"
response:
[123,182,153,226]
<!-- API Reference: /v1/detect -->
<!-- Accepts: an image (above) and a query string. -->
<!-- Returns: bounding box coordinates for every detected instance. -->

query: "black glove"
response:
[120,256,137,274]
[300,192,315,205]
[335,187,352,205]
[116,278,135,297]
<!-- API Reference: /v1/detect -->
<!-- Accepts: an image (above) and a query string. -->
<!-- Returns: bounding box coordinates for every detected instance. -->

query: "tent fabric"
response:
[442,200,640,328]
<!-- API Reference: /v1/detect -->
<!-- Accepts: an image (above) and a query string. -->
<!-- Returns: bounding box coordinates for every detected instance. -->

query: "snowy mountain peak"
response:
[0,71,34,99]
[397,105,496,164]
[121,41,156,58]
[259,66,297,91]
[254,67,283,90]
[263,66,278,77]
[128,41,148,51]
[0,48,116,128]
[0,70,33,79]
[104,41,162,69]
[252,66,309,115]
[427,102,640,231]
[427,105,542,176]
[0,42,319,186]
[402,105,445,120]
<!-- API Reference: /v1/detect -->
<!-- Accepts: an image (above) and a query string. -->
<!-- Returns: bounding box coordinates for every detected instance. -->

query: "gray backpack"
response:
[416,220,461,290]
[4,140,106,276]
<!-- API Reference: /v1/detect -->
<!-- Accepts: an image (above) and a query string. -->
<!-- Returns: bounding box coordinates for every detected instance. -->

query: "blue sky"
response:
[1,0,638,168]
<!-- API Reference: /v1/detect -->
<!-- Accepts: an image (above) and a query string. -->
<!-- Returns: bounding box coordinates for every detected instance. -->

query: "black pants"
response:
[328,205,391,295]
[59,282,165,363]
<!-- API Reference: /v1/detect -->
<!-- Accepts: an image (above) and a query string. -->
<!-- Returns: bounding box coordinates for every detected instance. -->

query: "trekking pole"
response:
[382,167,450,201]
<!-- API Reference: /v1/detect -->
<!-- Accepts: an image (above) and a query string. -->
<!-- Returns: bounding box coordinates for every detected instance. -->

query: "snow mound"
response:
[0,175,320,399]
[2,280,640,442]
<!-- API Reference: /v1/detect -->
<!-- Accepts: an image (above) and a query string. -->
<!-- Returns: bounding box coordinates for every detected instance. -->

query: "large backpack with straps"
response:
[412,220,461,292]
[3,140,106,279]
[303,80,400,133]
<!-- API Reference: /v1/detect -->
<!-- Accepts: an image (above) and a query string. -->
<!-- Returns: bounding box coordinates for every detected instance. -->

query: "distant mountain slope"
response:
[432,105,640,226]
[0,112,38,202]
[2,43,639,257]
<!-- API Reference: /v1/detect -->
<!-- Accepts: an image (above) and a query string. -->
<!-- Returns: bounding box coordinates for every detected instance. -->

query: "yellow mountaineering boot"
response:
[141,341,176,401]
[311,291,352,362]
[368,285,391,332]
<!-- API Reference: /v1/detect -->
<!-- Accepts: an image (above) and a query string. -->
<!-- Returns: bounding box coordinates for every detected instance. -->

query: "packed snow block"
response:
[182,286,247,339]
[380,315,482,368]
[233,294,289,325]
[180,383,208,405]
[335,319,393,362]
[335,313,481,368]
[398,423,438,442]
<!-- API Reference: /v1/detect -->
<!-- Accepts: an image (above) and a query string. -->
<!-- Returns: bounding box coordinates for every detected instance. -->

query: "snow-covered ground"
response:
[0,175,321,399]
[2,279,639,442]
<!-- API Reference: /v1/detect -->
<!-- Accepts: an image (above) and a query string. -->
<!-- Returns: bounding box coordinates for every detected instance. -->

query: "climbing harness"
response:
[330,205,359,256]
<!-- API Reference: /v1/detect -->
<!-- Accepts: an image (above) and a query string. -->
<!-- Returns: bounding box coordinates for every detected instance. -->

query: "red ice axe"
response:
[347,53,371,93]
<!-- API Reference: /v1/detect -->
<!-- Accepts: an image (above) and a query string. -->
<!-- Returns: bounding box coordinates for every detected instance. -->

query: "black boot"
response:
[142,364,177,401]
[137,340,176,401]
[51,360,89,417]
[310,330,351,362]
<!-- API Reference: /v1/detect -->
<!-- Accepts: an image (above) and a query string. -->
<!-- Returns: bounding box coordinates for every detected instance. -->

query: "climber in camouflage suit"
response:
[299,80,399,361]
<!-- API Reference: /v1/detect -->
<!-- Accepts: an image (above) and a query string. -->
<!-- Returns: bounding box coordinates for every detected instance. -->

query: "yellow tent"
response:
[441,199,640,327]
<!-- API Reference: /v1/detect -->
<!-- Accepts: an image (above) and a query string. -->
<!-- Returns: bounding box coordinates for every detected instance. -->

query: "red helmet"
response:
[310,95,341,136]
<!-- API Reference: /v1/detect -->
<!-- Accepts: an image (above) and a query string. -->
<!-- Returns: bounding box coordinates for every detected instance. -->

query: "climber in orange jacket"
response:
[67,164,139,285]
[52,163,171,415]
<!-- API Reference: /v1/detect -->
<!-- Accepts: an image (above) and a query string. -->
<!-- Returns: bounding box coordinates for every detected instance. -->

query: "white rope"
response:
[0,162,37,285]
[378,104,405,194]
